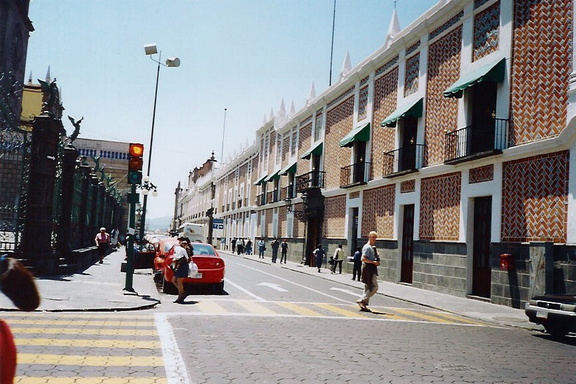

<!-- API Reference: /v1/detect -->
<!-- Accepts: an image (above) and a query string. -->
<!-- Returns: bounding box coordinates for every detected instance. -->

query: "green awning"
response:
[264,169,281,182]
[279,161,297,176]
[381,98,423,127]
[301,142,323,159]
[254,174,268,185]
[444,58,506,98]
[339,122,371,148]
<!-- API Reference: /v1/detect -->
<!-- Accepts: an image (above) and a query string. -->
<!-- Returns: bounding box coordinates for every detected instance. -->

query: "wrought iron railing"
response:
[340,162,372,188]
[296,171,326,193]
[256,192,266,206]
[444,118,509,163]
[382,144,426,177]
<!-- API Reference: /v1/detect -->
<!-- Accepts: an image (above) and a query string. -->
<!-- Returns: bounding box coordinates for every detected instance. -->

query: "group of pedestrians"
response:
[232,232,382,313]
[255,238,288,263]
[230,238,253,255]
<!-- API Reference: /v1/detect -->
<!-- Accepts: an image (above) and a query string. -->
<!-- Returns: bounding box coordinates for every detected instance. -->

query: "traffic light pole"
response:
[124,184,137,292]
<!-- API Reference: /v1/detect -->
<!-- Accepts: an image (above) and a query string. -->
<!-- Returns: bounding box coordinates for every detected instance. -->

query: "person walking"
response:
[313,244,325,273]
[331,244,344,274]
[245,239,253,255]
[356,231,380,312]
[280,239,288,264]
[231,238,237,254]
[352,246,362,281]
[171,246,190,304]
[271,238,280,263]
[95,227,110,264]
[258,238,266,259]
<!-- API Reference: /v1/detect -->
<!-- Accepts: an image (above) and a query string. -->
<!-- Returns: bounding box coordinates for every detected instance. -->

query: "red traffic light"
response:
[128,143,144,184]
[129,143,144,158]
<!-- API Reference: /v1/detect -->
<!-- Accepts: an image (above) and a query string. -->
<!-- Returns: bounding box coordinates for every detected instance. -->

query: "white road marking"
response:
[329,287,358,296]
[155,313,193,384]
[238,263,353,303]
[258,282,288,292]
[225,278,266,302]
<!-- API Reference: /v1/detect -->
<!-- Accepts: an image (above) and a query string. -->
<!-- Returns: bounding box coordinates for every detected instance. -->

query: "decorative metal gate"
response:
[0,72,31,254]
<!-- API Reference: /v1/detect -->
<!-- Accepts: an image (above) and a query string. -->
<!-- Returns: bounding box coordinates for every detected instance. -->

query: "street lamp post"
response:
[140,44,180,239]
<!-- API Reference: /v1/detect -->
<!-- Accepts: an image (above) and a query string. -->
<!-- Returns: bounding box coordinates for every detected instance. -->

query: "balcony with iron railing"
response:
[340,162,372,188]
[266,189,281,204]
[383,145,426,178]
[256,192,266,206]
[282,184,296,200]
[444,118,510,164]
[296,171,326,193]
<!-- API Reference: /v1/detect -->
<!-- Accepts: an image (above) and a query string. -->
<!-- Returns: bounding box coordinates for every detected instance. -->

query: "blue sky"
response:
[26,0,438,220]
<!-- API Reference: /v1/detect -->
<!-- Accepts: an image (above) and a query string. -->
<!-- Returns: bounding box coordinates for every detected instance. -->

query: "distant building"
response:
[74,137,133,232]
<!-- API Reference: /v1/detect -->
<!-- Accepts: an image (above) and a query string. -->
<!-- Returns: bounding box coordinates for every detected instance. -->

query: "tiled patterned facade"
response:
[400,179,416,193]
[425,27,462,166]
[473,1,500,62]
[323,195,346,238]
[419,173,461,241]
[361,185,395,239]
[324,96,354,189]
[404,53,420,97]
[510,0,572,145]
[501,151,569,243]
[469,165,494,184]
[181,0,576,309]
[371,69,398,177]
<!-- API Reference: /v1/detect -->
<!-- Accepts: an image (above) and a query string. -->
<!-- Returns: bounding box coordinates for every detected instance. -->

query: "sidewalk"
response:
[0,248,542,332]
[229,250,542,332]
[0,248,161,312]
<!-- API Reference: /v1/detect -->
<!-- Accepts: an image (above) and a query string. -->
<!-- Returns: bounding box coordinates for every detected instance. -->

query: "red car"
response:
[161,243,225,294]
[152,237,179,282]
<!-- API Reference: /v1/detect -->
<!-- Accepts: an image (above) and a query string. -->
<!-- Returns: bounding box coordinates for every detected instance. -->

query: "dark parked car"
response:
[525,294,576,337]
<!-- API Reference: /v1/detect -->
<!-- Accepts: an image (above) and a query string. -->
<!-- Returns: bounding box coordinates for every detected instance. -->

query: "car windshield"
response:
[191,244,216,256]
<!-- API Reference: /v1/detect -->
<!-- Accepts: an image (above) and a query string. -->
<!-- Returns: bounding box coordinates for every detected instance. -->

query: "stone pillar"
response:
[55,145,79,258]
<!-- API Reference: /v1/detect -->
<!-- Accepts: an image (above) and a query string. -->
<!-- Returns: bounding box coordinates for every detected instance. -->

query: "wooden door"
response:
[472,196,492,298]
[401,204,415,284]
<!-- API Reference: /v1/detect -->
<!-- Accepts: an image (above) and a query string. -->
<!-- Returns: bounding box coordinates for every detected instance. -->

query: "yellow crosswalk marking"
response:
[9,327,157,336]
[276,302,323,316]
[16,377,167,384]
[423,311,486,325]
[386,308,454,323]
[17,354,163,366]
[315,303,372,318]
[196,300,227,313]
[15,338,160,349]
[8,319,154,327]
[235,300,277,315]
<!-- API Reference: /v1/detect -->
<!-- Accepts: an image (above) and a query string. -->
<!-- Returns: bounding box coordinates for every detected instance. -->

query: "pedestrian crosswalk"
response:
[3,312,166,384]
[1,301,492,382]
[175,299,491,326]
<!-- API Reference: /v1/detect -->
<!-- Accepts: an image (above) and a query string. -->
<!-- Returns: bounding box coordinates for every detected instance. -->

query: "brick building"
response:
[178,0,576,309]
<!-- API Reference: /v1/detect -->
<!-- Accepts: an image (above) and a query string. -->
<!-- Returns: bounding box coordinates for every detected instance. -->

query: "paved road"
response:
[4,249,575,383]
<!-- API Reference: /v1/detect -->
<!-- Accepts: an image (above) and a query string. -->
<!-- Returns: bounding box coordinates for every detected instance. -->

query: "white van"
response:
[177,223,205,243]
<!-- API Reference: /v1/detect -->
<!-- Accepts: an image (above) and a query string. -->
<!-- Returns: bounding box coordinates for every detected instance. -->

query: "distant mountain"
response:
[147,216,172,232]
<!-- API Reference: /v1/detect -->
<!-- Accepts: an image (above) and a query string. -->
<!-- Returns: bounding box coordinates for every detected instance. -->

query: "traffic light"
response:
[128,143,144,184]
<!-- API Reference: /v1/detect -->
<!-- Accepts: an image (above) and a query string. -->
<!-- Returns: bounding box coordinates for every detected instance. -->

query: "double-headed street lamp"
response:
[140,43,180,239]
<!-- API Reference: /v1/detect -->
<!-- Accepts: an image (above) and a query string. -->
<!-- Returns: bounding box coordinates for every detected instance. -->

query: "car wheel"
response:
[162,278,178,295]
[214,281,224,294]
[544,323,569,338]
